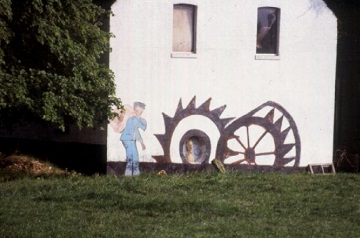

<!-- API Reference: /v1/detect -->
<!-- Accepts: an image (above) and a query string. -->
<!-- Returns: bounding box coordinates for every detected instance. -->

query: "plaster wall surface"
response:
[107,0,337,167]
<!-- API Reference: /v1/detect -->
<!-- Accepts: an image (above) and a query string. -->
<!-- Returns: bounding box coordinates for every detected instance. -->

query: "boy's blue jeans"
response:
[122,140,140,176]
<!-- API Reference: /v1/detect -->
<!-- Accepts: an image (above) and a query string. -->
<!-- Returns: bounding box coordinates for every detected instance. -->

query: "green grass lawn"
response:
[1,171,359,237]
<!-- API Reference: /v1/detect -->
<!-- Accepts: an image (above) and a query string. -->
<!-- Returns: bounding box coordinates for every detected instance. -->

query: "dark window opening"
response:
[256,7,280,54]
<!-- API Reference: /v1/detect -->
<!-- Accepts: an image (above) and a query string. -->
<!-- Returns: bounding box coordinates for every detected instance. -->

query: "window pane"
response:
[256,7,279,54]
[173,4,196,52]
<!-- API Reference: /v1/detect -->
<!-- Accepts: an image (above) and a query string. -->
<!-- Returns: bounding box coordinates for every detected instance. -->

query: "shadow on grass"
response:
[0,138,106,175]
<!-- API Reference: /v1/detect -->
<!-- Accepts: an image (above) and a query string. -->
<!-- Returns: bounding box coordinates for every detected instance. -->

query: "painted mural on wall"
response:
[110,102,147,176]
[153,96,301,168]
[108,0,337,173]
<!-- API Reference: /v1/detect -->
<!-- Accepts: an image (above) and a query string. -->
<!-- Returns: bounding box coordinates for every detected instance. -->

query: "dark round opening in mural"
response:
[179,129,211,164]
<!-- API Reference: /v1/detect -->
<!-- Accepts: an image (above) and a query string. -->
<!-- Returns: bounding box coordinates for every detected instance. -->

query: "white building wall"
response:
[107,0,337,167]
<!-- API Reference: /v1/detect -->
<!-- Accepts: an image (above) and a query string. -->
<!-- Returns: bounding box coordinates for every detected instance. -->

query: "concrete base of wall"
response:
[107,161,307,176]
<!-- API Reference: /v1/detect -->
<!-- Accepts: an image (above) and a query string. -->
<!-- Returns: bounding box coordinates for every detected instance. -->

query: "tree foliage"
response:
[0,0,122,131]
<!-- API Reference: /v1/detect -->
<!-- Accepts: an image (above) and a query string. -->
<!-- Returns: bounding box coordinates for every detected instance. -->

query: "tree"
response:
[0,0,122,131]
[323,0,360,147]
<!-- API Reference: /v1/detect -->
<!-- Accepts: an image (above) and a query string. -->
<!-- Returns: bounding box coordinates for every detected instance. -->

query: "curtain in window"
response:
[256,7,279,54]
[173,5,195,52]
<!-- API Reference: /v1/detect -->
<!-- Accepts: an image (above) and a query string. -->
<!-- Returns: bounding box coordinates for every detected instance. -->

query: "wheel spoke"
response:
[253,130,268,149]
[231,158,246,165]
[235,136,247,150]
[246,126,250,148]
[255,151,275,156]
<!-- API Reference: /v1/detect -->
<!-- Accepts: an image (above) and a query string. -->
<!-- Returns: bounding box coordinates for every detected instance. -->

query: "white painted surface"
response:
[107,0,337,167]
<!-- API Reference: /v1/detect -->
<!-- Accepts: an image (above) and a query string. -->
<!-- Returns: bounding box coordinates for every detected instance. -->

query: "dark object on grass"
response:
[212,158,226,173]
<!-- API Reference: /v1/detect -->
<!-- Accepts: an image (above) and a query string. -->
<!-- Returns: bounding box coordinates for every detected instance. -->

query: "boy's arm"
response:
[137,117,147,131]
[135,117,147,150]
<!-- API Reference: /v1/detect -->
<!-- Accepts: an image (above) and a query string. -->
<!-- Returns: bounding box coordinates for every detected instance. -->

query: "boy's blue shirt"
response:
[120,116,147,142]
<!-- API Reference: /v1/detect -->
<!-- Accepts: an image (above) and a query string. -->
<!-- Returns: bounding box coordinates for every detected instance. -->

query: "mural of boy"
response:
[110,102,147,176]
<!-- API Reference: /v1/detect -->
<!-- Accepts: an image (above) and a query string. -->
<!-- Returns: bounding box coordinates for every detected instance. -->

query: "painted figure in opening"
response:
[185,139,195,163]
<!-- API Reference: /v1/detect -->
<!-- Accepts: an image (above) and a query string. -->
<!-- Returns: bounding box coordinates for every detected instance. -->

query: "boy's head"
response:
[134,102,146,116]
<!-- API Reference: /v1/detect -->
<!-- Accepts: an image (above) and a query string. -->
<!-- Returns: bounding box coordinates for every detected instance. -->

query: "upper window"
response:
[256,7,280,55]
[172,4,197,53]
